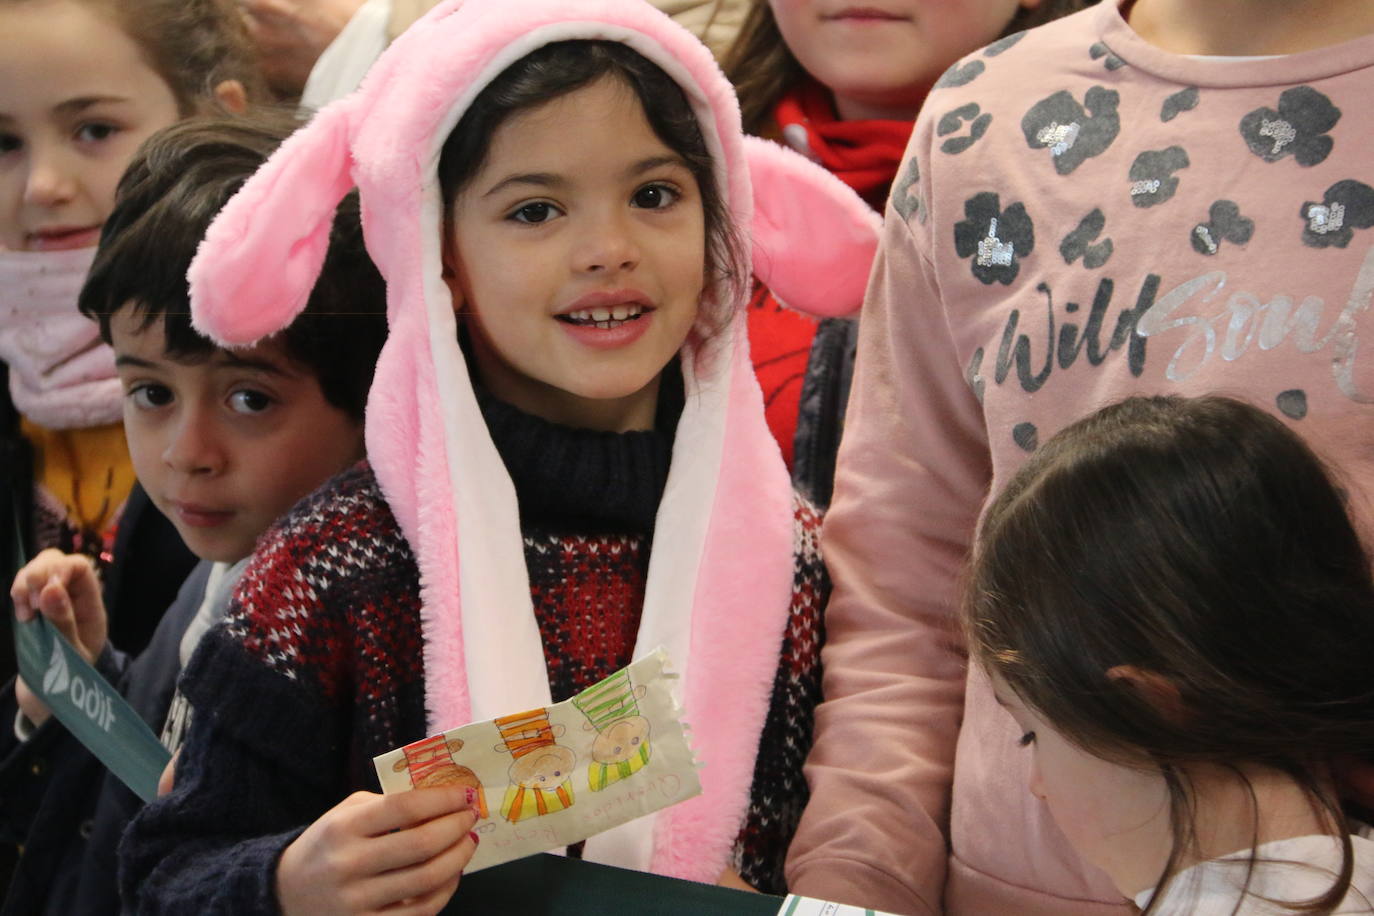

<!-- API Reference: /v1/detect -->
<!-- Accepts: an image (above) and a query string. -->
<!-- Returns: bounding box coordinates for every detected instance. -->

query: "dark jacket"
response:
[792,316,858,510]
[0,562,214,916]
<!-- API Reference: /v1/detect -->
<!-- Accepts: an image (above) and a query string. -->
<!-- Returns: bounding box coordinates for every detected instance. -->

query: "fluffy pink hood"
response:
[188,0,877,882]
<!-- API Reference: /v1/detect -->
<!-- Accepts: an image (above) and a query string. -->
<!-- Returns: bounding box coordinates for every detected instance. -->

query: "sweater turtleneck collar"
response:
[473,363,683,533]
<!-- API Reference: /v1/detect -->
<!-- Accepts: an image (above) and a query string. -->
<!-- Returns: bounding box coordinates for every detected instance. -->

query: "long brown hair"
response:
[722,0,1091,135]
[3,0,267,113]
[965,395,1374,914]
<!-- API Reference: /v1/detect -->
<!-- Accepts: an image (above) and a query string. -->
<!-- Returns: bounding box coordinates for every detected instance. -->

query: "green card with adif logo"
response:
[12,613,170,803]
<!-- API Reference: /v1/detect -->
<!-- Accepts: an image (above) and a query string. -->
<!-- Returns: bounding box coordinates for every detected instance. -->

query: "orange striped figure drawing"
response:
[390,734,489,819]
[572,669,651,791]
[493,708,576,823]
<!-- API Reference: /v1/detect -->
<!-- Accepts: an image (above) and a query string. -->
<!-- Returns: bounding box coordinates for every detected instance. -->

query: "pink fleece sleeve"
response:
[784,200,992,914]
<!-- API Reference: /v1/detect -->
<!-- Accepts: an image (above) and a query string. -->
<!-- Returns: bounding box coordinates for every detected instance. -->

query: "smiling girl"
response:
[117,0,878,911]
[0,0,264,650]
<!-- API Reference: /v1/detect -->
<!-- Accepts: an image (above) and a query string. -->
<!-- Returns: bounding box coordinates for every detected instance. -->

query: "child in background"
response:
[0,0,266,661]
[722,0,1085,505]
[0,114,390,916]
[119,0,878,910]
[966,394,1374,914]
[789,0,1374,912]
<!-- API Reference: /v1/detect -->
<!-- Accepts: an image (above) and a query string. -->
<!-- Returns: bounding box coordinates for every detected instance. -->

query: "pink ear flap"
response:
[190,101,358,346]
[743,135,882,319]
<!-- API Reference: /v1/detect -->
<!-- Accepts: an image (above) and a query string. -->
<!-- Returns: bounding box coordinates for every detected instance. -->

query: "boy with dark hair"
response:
[0,113,388,916]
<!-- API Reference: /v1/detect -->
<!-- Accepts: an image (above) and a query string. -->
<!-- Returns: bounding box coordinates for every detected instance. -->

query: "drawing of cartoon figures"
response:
[572,669,651,791]
[391,734,489,819]
[493,709,576,823]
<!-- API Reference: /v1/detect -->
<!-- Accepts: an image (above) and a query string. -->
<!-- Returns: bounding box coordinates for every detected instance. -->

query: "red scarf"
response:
[773,79,913,210]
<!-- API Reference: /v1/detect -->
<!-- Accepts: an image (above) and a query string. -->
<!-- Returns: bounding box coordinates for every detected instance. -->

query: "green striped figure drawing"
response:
[572,668,652,792]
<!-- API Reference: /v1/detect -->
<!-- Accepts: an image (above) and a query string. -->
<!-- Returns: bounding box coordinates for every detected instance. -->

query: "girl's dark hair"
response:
[3,0,269,113]
[78,111,389,421]
[723,0,1092,135]
[437,39,746,343]
[965,395,1374,914]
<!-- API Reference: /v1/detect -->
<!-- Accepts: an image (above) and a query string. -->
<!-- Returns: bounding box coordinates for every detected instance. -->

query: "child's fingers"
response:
[157,749,181,797]
[365,805,477,875]
[350,786,472,837]
[37,579,84,653]
[14,677,52,728]
[363,827,476,914]
[9,548,64,620]
[9,551,97,624]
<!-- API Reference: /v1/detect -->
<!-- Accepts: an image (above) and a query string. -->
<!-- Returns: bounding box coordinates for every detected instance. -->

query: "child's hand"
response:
[236,0,367,95]
[10,550,108,728]
[276,786,479,916]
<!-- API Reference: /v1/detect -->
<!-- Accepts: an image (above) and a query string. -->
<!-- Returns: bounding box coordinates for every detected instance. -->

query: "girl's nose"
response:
[577,212,640,274]
[162,410,225,476]
[23,149,78,209]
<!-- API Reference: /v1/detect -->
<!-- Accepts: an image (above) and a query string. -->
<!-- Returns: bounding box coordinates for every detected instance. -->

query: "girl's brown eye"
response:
[1018,731,1036,747]
[632,183,677,209]
[510,202,557,224]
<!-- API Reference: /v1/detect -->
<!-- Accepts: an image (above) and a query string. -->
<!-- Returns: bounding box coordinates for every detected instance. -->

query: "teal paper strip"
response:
[12,614,170,803]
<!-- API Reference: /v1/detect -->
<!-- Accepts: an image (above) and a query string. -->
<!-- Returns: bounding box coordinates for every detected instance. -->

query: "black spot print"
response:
[1276,390,1308,420]
[1021,87,1121,175]
[1239,86,1340,166]
[1161,87,1199,122]
[1190,200,1253,255]
[891,156,925,225]
[954,192,1035,286]
[1012,422,1039,451]
[1089,42,1125,71]
[938,103,992,154]
[984,31,1025,56]
[935,59,985,89]
[1299,179,1374,249]
[1127,147,1189,208]
[1060,209,1114,268]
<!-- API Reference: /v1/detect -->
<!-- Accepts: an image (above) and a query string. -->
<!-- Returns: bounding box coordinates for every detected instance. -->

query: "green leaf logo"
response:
[42,639,70,696]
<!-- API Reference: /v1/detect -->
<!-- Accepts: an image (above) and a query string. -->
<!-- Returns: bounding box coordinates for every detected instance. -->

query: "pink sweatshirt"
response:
[785,2,1374,913]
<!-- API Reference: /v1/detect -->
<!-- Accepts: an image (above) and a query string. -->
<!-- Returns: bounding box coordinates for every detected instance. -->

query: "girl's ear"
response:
[211,80,249,114]
[190,101,357,345]
[1106,665,1188,722]
[440,217,469,315]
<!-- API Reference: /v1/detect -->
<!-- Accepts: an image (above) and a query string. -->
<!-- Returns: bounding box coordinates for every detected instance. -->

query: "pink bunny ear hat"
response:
[188,0,877,881]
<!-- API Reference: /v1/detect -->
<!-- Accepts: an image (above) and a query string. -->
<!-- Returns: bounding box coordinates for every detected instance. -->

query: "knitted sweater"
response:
[122,407,826,910]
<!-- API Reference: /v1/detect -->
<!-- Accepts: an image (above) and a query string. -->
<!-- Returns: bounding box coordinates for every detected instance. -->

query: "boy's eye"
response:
[631,183,679,210]
[74,122,119,144]
[128,384,173,410]
[0,132,20,155]
[228,389,273,414]
[509,202,560,224]
[1018,731,1037,747]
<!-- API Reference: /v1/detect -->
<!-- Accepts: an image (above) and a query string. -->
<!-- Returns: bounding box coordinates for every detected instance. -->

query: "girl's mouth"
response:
[556,304,652,329]
[826,7,908,21]
[25,226,102,252]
